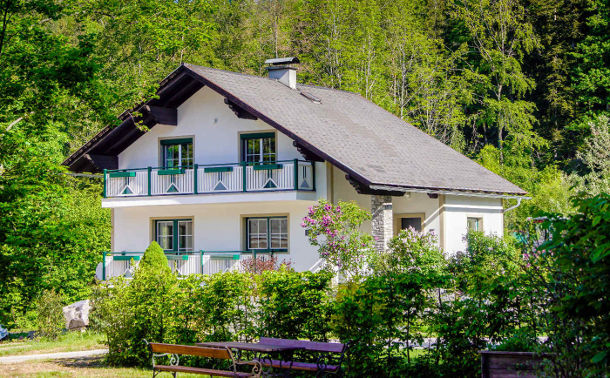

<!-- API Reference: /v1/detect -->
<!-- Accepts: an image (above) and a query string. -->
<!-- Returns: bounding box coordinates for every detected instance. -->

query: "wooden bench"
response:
[257,337,349,376]
[144,340,262,377]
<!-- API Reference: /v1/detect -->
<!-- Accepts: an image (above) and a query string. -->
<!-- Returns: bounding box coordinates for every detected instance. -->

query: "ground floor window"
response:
[246,216,287,251]
[467,217,482,232]
[155,219,193,252]
[395,214,424,233]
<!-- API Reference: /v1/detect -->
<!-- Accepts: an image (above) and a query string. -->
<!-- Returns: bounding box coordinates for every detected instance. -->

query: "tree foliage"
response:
[0,0,608,327]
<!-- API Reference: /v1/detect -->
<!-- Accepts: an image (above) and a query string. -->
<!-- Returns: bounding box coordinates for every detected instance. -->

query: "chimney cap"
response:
[264,57,300,65]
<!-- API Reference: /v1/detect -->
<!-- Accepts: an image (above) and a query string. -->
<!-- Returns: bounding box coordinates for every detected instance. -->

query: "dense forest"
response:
[0,0,608,326]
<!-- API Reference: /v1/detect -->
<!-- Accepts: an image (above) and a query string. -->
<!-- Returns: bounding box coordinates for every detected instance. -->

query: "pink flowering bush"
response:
[374,227,446,277]
[302,200,375,279]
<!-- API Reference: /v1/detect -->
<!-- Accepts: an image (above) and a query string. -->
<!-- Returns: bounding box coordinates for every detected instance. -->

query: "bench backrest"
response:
[259,337,345,353]
[149,342,231,360]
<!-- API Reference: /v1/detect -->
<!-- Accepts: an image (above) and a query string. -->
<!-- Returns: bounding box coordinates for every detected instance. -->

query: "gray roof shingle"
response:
[186,64,526,195]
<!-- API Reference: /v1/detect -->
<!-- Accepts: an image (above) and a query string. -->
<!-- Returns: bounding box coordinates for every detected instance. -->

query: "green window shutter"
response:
[239,132,275,140]
[160,138,193,145]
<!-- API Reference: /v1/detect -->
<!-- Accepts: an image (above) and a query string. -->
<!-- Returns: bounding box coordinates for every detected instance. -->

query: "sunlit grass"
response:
[0,331,105,357]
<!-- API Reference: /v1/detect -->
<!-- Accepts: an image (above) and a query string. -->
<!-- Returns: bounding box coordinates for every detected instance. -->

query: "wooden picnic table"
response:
[197,341,301,376]
[197,341,301,353]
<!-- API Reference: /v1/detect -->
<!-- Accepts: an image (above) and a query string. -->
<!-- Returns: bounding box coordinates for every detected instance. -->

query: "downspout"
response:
[504,197,523,213]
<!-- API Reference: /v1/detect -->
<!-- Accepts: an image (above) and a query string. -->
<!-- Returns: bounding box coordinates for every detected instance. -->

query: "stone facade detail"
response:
[371,195,393,252]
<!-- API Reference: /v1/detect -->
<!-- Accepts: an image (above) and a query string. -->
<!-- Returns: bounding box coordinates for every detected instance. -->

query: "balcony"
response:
[103,160,315,198]
[99,250,279,280]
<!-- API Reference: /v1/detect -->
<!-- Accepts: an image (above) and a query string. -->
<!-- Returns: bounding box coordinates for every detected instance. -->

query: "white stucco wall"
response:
[392,193,442,236]
[330,166,373,233]
[118,86,301,169]
[112,200,320,272]
[442,195,504,254]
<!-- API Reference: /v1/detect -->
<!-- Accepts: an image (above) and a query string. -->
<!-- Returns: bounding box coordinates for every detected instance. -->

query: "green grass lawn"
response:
[0,356,208,377]
[0,331,105,357]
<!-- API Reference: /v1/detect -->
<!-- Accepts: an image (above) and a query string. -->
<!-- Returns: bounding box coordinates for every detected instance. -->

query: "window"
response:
[467,217,482,232]
[400,217,422,232]
[241,133,276,164]
[246,216,287,251]
[155,219,193,252]
[394,214,424,234]
[161,138,193,168]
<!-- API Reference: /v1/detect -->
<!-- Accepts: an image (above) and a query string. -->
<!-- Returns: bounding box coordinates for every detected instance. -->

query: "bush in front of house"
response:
[92,242,178,366]
[93,248,334,366]
[257,268,333,341]
[35,289,65,339]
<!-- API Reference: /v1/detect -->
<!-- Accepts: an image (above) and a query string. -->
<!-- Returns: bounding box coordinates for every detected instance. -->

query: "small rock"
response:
[62,300,90,330]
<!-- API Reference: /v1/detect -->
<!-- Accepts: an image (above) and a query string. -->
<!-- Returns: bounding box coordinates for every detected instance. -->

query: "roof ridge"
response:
[184,63,276,82]
[185,63,362,96]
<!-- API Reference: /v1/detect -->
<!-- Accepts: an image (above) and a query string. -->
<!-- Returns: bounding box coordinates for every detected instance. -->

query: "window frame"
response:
[154,218,194,252]
[467,217,483,232]
[240,132,277,164]
[393,213,425,235]
[160,138,193,169]
[245,216,288,252]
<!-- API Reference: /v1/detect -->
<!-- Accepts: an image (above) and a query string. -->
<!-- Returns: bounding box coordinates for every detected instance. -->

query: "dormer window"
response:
[241,132,276,163]
[161,138,193,168]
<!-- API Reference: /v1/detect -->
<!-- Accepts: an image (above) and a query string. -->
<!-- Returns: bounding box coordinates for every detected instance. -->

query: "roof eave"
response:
[367,184,529,199]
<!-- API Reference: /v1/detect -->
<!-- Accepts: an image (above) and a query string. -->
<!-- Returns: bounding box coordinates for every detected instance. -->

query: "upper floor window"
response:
[161,138,193,168]
[241,132,276,164]
[155,219,193,252]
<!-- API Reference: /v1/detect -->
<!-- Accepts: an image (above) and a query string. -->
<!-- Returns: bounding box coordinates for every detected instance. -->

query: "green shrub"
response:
[257,268,333,341]
[35,289,65,339]
[93,242,179,366]
[138,241,170,274]
[526,194,610,376]
[333,273,437,377]
[194,272,256,343]
[431,232,532,377]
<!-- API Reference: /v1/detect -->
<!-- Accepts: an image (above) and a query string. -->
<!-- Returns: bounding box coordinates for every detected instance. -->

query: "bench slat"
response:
[150,343,231,359]
[156,365,253,377]
[257,359,339,372]
[258,337,345,353]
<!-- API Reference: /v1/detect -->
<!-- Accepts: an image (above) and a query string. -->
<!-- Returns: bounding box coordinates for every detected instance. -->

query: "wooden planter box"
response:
[480,350,551,377]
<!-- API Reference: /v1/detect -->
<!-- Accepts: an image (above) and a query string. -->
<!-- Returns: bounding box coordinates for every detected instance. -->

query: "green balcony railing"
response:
[102,160,315,198]
[100,250,280,280]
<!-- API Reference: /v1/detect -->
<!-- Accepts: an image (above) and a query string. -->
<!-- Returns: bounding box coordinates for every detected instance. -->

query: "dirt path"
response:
[0,348,107,364]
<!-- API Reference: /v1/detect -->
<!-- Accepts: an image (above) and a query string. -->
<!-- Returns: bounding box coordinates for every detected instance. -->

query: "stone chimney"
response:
[265,57,300,89]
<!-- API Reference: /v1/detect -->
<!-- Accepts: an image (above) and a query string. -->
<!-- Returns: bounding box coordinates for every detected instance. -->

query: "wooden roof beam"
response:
[224,98,258,120]
[140,105,177,126]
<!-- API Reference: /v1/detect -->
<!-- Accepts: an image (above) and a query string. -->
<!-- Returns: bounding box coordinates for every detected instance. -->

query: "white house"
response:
[64,58,526,280]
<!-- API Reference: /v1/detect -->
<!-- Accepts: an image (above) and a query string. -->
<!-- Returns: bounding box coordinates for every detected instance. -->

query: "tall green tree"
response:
[450,0,544,158]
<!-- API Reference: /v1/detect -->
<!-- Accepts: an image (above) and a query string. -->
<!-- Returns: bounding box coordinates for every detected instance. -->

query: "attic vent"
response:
[300,91,321,104]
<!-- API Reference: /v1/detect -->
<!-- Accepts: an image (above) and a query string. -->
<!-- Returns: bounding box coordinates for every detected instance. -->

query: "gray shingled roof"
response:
[185,64,526,196]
